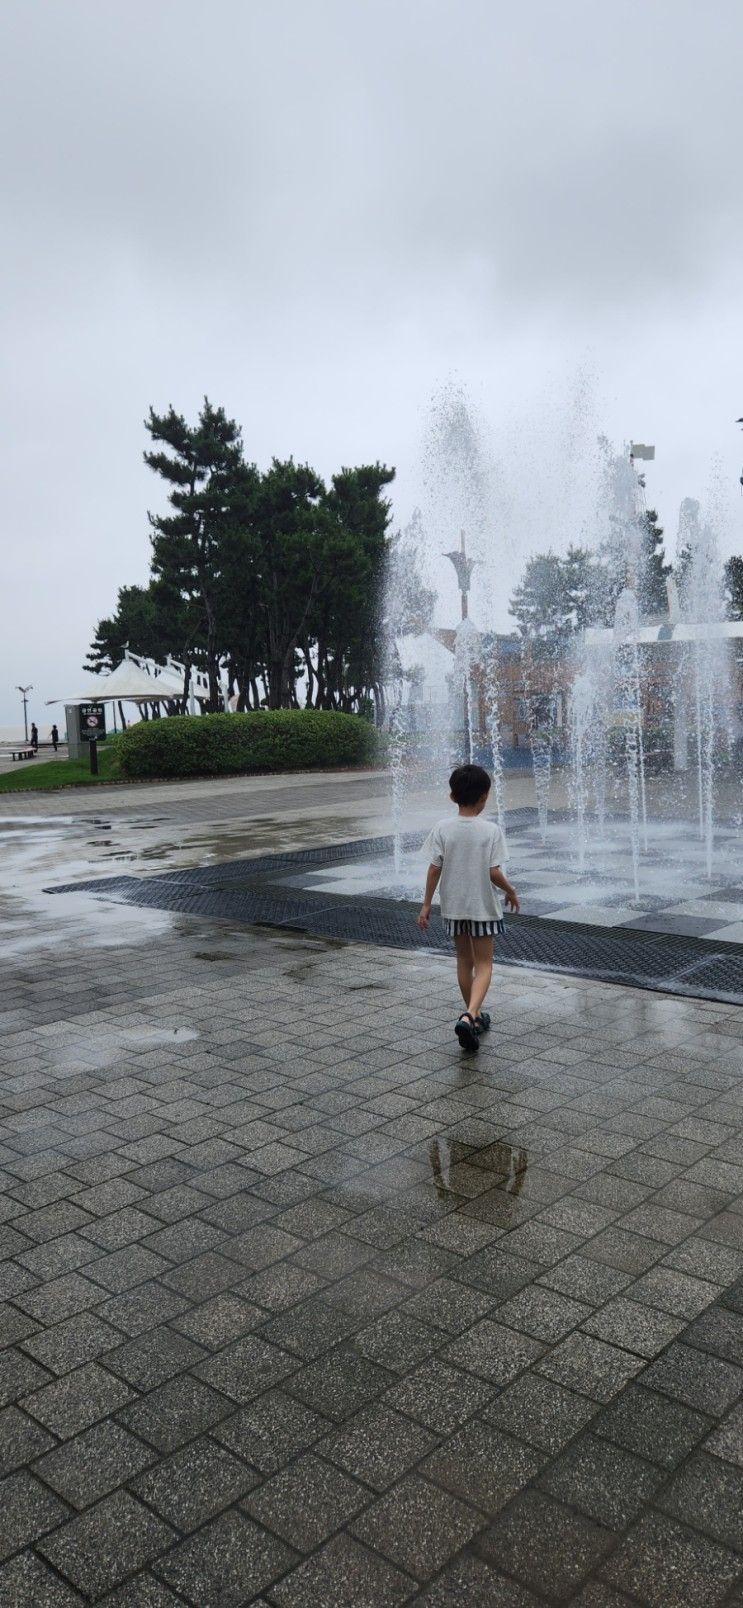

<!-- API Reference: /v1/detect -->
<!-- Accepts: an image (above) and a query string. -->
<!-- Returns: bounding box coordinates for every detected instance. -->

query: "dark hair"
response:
[449,763,492,805]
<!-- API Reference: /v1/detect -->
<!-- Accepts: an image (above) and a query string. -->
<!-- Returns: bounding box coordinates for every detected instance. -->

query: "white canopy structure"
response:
[47,650,211,708]
[395,631,455,707]
[585,619,743,647]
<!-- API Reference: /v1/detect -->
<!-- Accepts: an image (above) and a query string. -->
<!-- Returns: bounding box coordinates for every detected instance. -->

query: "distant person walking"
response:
[51,724,59,752]
[30,722,38,751]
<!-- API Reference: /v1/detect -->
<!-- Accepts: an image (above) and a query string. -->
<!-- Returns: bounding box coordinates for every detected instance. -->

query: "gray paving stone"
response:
[705,1402,743,1467]
[172,1291,264,1347]
[496,1284,591,1342]
[0,1549,85,1605]
[385,1357,495,1435]
[657,1450,743,1551]
[154,1508,295,1606]
[583,1227,663,1274]
[116,1373,232,1451]
[537,1431,661,1528]
[684,1303,743,1363]
[320,1403,437,1491]
[453,1248,541,1300]
[104,1324,207,1389]
[401,1276,494,1333]
[479,1488,615,1600]
[99,1576,183,1607]
[22,1360,134,1437]
[132,1435,259,1529]
[0,1301,39,1346]
[536,1331,645,1402]
[664,1236,743,1284]
[8,785,743,1606]
[352,1309,442,1373]
[641,1342,743,1416]
[22,1311,125,1375]
[0,1470,70,1560]
[422,1419,542,1514]
[539,1254,632,1304]
[258,1297,360,1360]
[35,1419,156,1508]
[593,1383,712,1469]
[245,1451,368,1551]
[214,1388,328,1473]
[0,1403,55,1475]
[485,1372,598,1452]
[0,1345,53,1408]
[567,1586,640,1608]
[285,1345,396,1421]
[601,1511,741,1607]
[351,1473,483,1579]
[581,1295,686,1357]
[267,1531,413,1607]
[97,1281,191,1337]
[39,1490,176,1599]
[410,1553,543,1605]
[627,1266,721,1320]
[12,1201,93,1244]
[161,1249,245,1300]
[242,1260,329,1311]
[195,1333,298,1402]
[85,1245,171,1293]
[322,1266,407,1320]
[443,1319,543,1385]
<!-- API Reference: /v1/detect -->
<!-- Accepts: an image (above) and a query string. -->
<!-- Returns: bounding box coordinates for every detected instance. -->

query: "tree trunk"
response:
[267,660,283,708]
[181,659,192,717]
[302,645,316,708]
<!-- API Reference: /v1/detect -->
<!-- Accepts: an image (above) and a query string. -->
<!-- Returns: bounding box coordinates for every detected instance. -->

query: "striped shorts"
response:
[443,918,505,938]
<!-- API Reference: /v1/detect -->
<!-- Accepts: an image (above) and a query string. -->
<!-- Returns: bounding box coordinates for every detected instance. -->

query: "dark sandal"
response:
[455,1012,480,1052]
[475,1011,491,1033]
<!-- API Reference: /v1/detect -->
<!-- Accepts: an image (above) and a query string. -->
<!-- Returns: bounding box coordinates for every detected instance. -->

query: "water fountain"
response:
[374,396,742,934]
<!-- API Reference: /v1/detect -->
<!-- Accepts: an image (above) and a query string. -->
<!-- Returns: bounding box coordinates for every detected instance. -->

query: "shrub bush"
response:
[118,710,378,779]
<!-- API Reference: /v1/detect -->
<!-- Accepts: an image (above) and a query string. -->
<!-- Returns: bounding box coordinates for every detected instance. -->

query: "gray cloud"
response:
[1,0,742,723]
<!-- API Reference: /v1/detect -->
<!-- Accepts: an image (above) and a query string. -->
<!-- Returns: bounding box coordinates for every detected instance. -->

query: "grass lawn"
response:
[0,748,120,792]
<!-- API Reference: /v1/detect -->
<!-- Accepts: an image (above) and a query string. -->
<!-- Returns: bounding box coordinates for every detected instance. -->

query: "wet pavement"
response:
[1,772,743,1604]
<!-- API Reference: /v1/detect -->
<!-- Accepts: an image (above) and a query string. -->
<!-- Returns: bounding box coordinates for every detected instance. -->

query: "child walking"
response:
[417,764,519,1051]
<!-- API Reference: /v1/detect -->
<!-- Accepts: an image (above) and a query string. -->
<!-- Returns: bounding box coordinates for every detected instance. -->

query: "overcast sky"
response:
[1,0,742,729]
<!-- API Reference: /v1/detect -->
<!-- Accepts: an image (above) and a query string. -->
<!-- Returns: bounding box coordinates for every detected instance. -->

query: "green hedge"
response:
[117,710,378,779]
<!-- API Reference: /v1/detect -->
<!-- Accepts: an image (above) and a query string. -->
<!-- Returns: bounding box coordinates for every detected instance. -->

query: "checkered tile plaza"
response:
[306,813,743,943]
[1,771,743,1605]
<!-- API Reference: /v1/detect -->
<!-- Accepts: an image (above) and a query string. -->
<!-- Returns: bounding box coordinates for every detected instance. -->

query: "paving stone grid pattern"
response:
[3,911,743,1607]
[50,832,743,1007]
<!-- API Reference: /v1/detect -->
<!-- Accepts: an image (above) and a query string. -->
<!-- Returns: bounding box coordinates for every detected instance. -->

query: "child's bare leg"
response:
[467,936,494,1021]
[455,934,475,1007]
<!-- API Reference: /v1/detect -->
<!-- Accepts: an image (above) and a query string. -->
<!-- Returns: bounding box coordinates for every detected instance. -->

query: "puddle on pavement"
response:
[429,1137,528,1202]
[47,1023,199,1070]
[0,807,375,960]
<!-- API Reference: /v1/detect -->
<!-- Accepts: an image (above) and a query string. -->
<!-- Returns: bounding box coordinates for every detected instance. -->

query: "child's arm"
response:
[490,864,520,913]
[417,863,442,929]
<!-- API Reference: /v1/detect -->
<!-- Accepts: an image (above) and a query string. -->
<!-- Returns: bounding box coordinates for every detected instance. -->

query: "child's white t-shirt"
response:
[423,815,507,921]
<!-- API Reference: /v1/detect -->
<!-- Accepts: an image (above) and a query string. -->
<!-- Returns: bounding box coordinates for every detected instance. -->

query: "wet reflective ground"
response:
[1,773,743,1604]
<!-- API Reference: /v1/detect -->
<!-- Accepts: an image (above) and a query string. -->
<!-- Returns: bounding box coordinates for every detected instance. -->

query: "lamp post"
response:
[16,685,32,744]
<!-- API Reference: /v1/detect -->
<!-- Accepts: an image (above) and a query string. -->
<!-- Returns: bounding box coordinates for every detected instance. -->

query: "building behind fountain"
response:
[387,416,743,891]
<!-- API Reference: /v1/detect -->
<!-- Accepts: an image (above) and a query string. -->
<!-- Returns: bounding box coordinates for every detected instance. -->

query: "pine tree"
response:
[637,509,671,618]
[145,399,244,710]
[724,555,743,620]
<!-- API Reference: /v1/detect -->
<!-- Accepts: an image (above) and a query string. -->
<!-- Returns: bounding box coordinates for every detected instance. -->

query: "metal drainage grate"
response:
[48,834,743,1006]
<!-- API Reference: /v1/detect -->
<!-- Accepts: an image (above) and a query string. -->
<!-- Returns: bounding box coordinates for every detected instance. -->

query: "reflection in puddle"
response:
[429,1137,528,1199]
